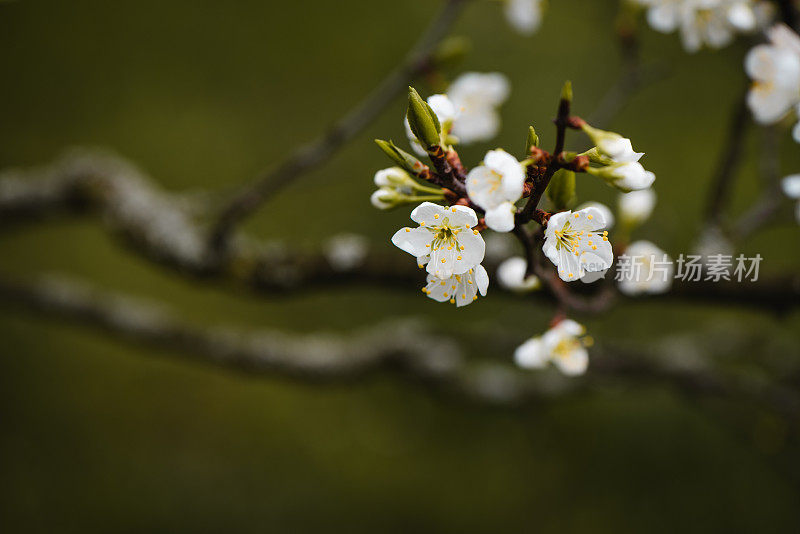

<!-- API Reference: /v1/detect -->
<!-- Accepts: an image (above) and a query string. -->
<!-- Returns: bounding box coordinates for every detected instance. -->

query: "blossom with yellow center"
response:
[542,207,614,282]
[422,265,489,307]
[392,202,486,279]
[514,319,592,376]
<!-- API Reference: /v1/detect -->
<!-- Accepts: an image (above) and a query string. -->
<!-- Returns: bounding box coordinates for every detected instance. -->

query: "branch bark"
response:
[0,150,796,311]
[208,0,470,255]
[2,270,798,418]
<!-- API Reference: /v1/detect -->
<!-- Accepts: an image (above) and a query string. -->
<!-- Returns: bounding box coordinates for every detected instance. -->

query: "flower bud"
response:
[560,80,573,103]
[432,36,471,70]
[497,257,541,293]
[370,187,401,210]
[406,86,442,151]
[526,125,539,152]
[618,189,656,226]
[581,124,643,163]
[587,162,655,192]
[374,139,424,174]
[374,167,415,189]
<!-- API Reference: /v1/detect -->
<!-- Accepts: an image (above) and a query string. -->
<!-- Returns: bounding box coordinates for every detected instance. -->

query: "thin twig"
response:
[208,0,470,255]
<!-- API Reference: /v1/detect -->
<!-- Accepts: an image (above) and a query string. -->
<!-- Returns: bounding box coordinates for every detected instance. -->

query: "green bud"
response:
[546,169,576,210]
[406,86,442,151]
[561,80,573,103]
[525,126,539,152]
[374,139,424,174]
[432,36,471,70]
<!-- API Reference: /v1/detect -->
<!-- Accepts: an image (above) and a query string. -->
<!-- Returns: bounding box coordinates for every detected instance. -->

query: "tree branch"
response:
[208,0,470,255]
[0,150,796,311]
[1,270,798,418]
[703,86,751,227]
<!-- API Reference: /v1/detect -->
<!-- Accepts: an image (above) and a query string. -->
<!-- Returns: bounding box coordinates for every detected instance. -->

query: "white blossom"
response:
[324,233,368,272]
[446,72,510,144]
[466,149,525,232]
[542,207,614,282]
[497,256,541,292]
[391,202,486,279]
[422,264,489,306]
[405,94,458,156]
[504,0,543,35]
[636,0,768,53]
[745,24,800,125]
[781,174,800,223]
[514,319,592,376]
[618,189,657,226]
[618,240,674,296]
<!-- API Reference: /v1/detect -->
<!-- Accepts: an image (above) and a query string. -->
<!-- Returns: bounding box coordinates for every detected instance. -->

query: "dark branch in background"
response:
[703,87,750,228]
[208,0,470,255]
[1,270,798,419]
[0,150,796,310]
[731,126,787,240]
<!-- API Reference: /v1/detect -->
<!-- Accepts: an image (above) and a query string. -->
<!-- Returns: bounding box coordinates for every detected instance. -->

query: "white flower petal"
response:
[391,226,431,257]
[552,346,589,376]
[514,337,547,369]
[782,174,800,199]
[484,203,516,233]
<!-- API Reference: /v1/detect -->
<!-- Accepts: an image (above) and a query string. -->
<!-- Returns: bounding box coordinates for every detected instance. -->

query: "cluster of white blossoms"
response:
[391,202,489,306]
[514,319,592,375]
[634,0,773,52]
[373,82,663,375]
[404,72,510,156]
[745,23,800,143]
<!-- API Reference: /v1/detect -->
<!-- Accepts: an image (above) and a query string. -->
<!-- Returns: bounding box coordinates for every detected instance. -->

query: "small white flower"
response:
[466,149,525,232]
[391,202,486,279]
[405,94,458,156]
[514,319,591,376]
[447,72,510,144]
[504,0,543,35]
[422,264,489,306]
[745,24,800,124]
[781,174,800,223]
[497,256,541,292]
[618,189,657,226]
[589,161,656,192]
[577,201,615,230]
[324,233,369,272]
[617,240,674,296]
[542,207,614,282]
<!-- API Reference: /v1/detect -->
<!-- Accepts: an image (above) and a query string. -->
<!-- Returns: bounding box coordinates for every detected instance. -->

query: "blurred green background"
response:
[1,0,800,531]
